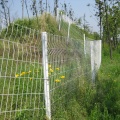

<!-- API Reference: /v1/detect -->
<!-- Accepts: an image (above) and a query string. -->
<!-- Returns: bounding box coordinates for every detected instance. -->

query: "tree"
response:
[46,0,47,12]
[94,0,120,58]
[39,0,43,15]
[93,32,100,40]
[68,4,74,21]
[54,0,59,16]
[0,0,10,26]
[109,1,120,49]
[30,0,39,26]
[25,0,30,20]
[21,0,24,19]
[77,17,82,26]
[95,0,104,40]
[63,2,67,15]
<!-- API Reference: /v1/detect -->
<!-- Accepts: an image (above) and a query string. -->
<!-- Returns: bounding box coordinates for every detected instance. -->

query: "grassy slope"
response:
[0,14,88,120]
[71,45,120,120]
[0,14,120,119]
[96,46,120,119]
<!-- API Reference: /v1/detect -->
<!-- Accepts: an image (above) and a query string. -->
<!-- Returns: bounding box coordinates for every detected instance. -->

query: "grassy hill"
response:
[0,14,120,120]
[0,13,95,40]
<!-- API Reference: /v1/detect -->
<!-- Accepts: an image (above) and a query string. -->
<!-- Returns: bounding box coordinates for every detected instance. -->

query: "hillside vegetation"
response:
[0,14,95,41]
[0,14,120,120]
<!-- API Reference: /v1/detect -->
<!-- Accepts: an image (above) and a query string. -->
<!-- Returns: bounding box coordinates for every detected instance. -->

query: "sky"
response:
[5,0,99,32]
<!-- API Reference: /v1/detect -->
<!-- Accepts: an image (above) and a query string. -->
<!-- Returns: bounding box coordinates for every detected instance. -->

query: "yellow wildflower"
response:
[60,76,65,79]
[56,68,60,71]
[15,74,19,78]
[55,79,61,83]
[30,78,32,80]
[20,72,26,76]
[50,68,54,73]
[48,64,51,68]
[22,72,26,74]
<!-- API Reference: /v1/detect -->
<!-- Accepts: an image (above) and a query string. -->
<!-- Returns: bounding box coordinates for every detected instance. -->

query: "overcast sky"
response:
[7,0,99,32]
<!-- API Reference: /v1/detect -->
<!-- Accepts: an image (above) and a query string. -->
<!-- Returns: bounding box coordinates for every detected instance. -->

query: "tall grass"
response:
[77,45,120,120]
[0,14,120,119]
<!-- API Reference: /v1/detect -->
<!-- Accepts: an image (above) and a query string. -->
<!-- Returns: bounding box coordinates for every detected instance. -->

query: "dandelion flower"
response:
[55,79,61,83]
[60,76,65,79]
[48,64,51,68]
[15,74,19,78]
[22,72,26,74]
[50,68,54,72]
[20,72,26,76]
[56,68,60,71]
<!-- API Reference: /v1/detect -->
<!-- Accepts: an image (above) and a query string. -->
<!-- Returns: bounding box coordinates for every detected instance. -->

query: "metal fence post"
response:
[42,32,51,120]
[90,41,95,83]
[84,34,86,55]
[67,21,71,42]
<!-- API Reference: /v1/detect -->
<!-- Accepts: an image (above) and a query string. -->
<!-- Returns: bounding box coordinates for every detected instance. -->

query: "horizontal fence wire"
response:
[0,24,45,120]
[47,33,91,119]
[59,19,84,40]
[0,22,92,120]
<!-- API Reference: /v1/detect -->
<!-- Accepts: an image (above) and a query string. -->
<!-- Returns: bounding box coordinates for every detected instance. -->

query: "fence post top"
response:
[42,32,47,34]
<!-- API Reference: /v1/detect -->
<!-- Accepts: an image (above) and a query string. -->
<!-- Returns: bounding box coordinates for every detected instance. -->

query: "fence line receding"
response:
[0,24,92,120]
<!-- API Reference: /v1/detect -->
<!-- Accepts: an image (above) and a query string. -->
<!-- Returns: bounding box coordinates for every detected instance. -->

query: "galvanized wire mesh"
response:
[47,33,91,119]
[0,23,92,119]
[0,24,45,120]
[0,18,7,33]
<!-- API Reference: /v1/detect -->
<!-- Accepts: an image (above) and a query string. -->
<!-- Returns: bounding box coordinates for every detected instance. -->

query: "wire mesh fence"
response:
[47,33,91,119]
[0,23,92,119]
[0,24,45,120]
[0,18,7,33]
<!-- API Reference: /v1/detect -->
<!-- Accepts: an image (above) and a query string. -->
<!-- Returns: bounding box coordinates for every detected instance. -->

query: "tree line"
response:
[1,0,119,59]
[94,0,120,58]
[0,0,96,36]
[0,0,77,26]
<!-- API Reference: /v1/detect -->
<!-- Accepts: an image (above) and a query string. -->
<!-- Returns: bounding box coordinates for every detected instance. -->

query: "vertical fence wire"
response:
[0,23,92,120]
[47,33,92,119]
[0,24,45,120]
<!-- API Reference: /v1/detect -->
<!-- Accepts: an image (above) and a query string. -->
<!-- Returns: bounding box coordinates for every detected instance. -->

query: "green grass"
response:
[0,58,45,120]
[0,38,45,119]
[0,14,120,119]
[76,45,120,120]
[0,30,89,120]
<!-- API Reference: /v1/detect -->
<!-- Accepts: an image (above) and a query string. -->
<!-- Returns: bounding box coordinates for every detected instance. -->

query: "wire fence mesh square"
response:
[0,24,45,120]
[0,23,92,120]
[47,33,91,119]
